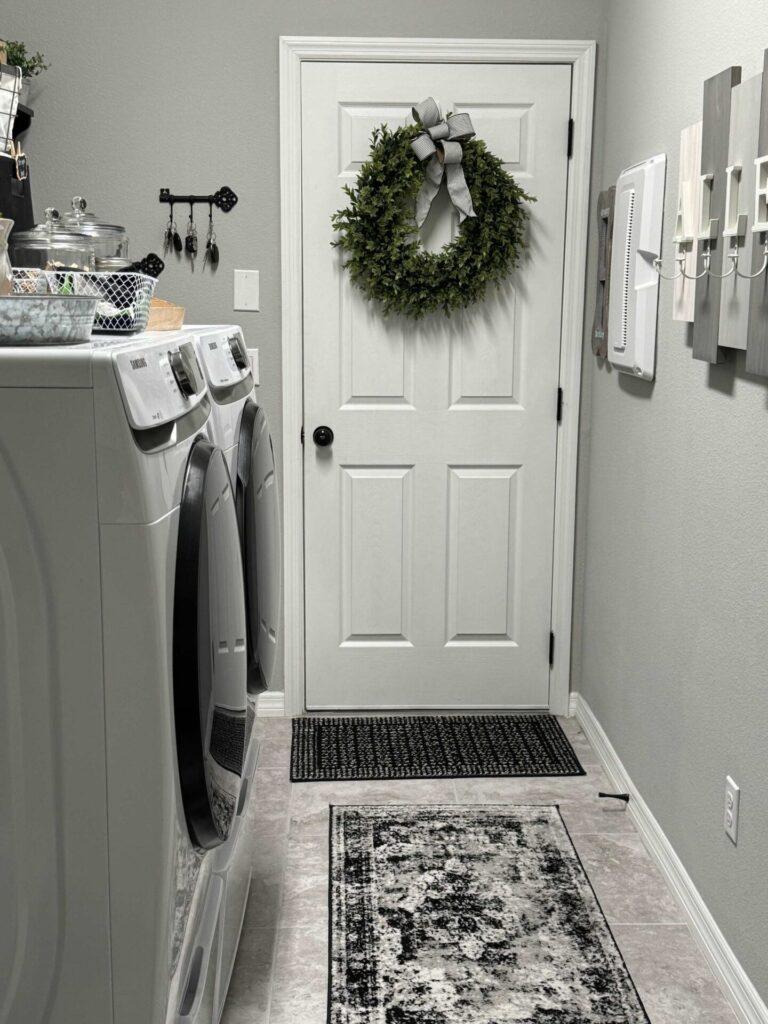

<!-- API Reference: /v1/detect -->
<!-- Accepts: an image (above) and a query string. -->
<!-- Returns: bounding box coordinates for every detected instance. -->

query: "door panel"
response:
[341,466,414,644]
[301,62,571,708]
[446,466,520,644]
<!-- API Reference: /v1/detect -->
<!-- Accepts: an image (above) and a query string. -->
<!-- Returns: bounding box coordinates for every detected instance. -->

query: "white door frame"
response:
[280,35,596,717]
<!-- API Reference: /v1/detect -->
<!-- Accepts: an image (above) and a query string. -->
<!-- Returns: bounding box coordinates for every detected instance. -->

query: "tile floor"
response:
[221,715,737,1023]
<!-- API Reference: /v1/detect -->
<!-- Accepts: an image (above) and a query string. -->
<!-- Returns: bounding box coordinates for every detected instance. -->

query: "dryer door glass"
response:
[235,400,281,694]
[174,438,248,850]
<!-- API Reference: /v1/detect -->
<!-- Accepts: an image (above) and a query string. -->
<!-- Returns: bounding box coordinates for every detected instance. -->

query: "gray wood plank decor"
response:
[591,187,615,358]
[717,73,761,352]
[693,65,742,364]
[747,49,768,377]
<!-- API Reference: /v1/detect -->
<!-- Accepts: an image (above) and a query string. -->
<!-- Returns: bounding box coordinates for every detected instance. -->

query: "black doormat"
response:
[291,714,584,782]
[329,805,649,1023]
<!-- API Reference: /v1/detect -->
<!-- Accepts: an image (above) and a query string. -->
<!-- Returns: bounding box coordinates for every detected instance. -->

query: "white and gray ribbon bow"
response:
[410,97,477,227]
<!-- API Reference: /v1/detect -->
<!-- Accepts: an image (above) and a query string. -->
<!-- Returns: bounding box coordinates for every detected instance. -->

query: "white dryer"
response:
[186,324,281,700]
[0,331,253,1024]
[183,324,253,483]
[182,325,280,1020]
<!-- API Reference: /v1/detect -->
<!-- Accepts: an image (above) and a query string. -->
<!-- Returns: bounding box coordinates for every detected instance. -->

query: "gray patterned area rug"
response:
[292,714,584,782]
[329,805,649,1024]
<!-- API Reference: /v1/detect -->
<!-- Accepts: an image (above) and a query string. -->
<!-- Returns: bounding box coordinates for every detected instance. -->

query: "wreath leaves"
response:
[331,123,534,318]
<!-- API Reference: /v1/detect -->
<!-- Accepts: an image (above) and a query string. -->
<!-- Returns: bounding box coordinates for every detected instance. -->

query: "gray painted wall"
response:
[4,0,608,692]
[576,0,768,1000]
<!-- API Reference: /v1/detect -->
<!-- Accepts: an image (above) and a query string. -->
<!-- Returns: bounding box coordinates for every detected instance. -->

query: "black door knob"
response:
[312,425,334,447]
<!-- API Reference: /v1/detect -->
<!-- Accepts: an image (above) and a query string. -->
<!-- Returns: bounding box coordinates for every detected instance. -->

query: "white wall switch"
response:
[234,269,260,311]
[247,347,259,386]
[724,776,740,845]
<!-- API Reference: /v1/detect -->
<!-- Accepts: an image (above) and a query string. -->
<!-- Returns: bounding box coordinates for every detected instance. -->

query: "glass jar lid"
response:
[60,196,127,241]
[12,207,98,249]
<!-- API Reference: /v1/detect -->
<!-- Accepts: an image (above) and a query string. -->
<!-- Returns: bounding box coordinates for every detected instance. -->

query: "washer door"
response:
[174,438,248,851]
[235,400,281,694]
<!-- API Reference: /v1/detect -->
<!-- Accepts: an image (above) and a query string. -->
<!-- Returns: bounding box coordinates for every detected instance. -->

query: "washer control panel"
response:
[114,339,207,430]
[193,326,252,390]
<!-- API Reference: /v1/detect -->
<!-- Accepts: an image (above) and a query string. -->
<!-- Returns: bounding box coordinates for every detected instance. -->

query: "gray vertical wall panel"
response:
[717,73,761,352]
[692,65,742,363]
[746,50,768,376]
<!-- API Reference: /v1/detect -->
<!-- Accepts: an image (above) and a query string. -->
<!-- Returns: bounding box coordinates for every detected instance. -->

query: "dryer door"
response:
[235,400,281,694]
[174,438,248,850]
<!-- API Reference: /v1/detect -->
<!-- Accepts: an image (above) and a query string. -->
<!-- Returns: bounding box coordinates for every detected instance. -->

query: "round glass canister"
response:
[10,208,97,271]
[60,196,129,259]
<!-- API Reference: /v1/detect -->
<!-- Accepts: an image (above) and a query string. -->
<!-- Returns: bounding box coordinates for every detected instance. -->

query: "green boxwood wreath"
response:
[331,122,535,319]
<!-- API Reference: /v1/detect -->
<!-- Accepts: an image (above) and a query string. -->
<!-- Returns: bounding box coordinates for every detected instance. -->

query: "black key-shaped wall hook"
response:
[159,186,239,213]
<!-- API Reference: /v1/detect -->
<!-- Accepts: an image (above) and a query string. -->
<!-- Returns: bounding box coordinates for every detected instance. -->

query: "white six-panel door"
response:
[301,62,571,709]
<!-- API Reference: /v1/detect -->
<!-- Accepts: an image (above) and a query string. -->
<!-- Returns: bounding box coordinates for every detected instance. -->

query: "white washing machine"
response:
[0,330,254,1024]
[185,324,281,703]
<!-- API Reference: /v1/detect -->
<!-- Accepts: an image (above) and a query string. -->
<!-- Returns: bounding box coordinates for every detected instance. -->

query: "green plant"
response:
[4,40,49,78]
[331,123,534,319]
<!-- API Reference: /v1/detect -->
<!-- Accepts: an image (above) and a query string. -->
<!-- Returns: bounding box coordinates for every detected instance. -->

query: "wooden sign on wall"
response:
[692,65,742,364]
[591,186,615,357]
[746,49,768,377]
[672,122,702,323]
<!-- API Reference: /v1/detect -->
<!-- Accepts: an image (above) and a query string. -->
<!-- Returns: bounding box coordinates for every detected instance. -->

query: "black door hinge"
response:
[549,631,555,667]
[300,425,305,445]
[556,386,563,424]
[567,118,574,159]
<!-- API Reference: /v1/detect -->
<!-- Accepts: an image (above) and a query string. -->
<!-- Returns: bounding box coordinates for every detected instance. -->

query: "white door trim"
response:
[280,35,596,717]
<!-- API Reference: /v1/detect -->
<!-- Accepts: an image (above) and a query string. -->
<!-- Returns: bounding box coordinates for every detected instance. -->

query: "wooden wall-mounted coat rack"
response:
[647,46,768,381]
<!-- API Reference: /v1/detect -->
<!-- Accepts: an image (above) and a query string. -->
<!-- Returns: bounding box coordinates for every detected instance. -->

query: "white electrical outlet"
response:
[247,347,259,386]
[724,776,740,845]
[234,269,260,311]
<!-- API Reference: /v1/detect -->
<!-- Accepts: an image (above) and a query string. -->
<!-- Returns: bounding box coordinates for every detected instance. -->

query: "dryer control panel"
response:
[192,326,252,391]
[115,340,207,430]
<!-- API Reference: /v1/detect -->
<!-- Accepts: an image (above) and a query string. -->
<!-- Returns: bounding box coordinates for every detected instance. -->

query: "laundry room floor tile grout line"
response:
[264,836,288,1021]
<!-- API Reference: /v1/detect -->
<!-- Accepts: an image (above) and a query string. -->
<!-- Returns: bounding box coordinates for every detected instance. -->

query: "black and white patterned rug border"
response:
[292,713,585,782]
[328,803,651,1024]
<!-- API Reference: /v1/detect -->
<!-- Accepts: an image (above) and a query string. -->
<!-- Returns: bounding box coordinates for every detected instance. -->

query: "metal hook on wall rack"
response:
[653,253,685,280]
[707,244,739,279]
[653,217,697,281]
[735,238,768,279]
[680,241,713,280]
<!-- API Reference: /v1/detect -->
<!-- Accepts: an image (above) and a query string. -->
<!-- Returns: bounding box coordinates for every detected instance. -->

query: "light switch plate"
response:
[234,269,259,311]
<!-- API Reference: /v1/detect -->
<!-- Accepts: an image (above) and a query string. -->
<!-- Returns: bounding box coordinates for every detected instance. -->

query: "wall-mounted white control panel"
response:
[609,153,667,381]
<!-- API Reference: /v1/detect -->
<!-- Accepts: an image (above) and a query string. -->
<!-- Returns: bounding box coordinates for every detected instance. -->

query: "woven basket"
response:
[146,297,185,331]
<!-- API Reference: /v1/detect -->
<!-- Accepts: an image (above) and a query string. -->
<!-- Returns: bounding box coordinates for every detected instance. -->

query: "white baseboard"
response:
[573,692,767,1024]
[255,690,286,718]
[567,691,579,718]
